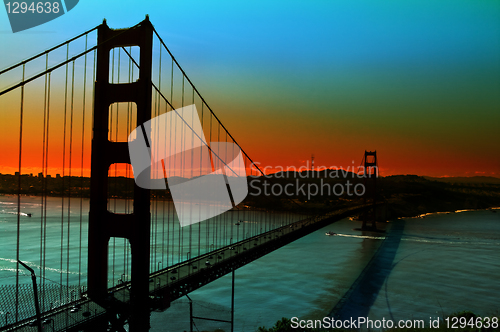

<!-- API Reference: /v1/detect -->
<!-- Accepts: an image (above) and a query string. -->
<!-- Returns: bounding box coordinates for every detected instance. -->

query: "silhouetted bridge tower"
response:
[88,17,153,331]
[360,151,378,231]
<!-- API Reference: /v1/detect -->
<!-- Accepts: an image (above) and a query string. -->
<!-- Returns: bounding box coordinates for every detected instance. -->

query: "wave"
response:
[0,257,18,264]
[0,268,30,274]
[0,210,31,217]
[0,257,82,276]
[0,200,42,206]
[402,237,499,246]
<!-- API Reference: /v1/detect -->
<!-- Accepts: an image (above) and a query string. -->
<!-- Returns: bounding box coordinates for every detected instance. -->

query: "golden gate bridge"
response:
[0,17,377,331]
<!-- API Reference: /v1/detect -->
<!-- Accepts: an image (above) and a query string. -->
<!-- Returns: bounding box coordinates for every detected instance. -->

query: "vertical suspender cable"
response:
[166,56,171,269]
[15,63,25,321]
[217,123,220,248]
[180,74,185,261]
[189,88,194,263]
[173,68,178,264]
[209,112,213,250]
[170,58,175,266]
[224,132,228,244]
[158,45,165,270]
[67,59,76,290]
[152,53,158,272]
[151,69,156,273]
[42,73,52,301]
[198,102,201,256]
[60,43,69,301]
[110,48,115,287]
[177,74,183,262]
[234,137,238,241]
[40,54,49,308]
[79,34,88,290]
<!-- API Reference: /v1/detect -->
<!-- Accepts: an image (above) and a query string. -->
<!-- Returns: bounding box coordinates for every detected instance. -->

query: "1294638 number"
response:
[445,316,498,329]
[5,2,60,14]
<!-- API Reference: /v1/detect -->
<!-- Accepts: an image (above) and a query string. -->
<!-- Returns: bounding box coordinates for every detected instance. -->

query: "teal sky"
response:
[1,0,499,176]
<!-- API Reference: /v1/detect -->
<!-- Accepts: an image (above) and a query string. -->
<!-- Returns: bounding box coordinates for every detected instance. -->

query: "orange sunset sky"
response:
[1,0,499,178]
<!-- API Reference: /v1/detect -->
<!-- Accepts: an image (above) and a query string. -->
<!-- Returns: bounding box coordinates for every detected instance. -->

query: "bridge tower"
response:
[88,17,153,331]
[361,151,378,230]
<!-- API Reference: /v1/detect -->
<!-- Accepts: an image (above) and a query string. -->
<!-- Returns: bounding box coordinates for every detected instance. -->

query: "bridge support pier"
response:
[88,17,153,331]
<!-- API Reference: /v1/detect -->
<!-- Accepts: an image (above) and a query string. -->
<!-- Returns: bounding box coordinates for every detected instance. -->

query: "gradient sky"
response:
[1,0,499,177]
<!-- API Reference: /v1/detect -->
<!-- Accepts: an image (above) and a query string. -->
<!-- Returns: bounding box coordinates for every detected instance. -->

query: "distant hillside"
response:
[423,176,500,184]
[380,175,500,218]
[270,169,360,179]
[2,173,499,219]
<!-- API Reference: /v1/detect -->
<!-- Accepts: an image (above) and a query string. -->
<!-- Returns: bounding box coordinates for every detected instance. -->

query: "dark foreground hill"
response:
[379,175,500,218]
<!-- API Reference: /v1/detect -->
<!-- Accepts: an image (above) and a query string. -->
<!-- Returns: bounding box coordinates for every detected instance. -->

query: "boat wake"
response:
[333,233,386,240]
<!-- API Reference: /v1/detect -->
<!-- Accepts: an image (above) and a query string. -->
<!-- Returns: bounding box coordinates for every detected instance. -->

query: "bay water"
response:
[1,195,499,331]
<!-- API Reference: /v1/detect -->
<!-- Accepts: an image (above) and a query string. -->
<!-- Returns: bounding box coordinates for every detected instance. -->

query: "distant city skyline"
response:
[1,0,499,178]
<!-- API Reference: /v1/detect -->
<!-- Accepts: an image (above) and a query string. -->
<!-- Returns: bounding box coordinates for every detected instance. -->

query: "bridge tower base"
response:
[361,151,378,231]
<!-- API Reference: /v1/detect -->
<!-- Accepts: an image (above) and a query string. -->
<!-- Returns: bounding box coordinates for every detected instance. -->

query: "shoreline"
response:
[399,206,500,220]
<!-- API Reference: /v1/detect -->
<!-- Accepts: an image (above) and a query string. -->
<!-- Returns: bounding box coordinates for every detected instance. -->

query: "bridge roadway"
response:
[5,204,370,332]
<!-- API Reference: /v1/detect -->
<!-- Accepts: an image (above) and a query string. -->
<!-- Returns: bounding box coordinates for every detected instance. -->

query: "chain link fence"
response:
[0,283,85,329]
